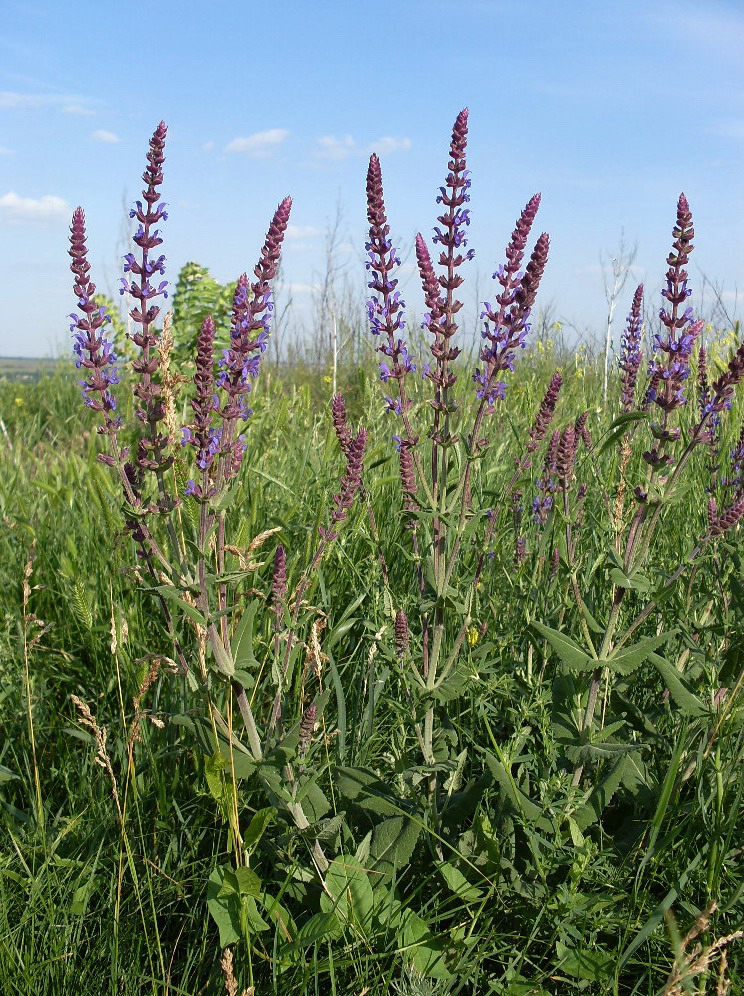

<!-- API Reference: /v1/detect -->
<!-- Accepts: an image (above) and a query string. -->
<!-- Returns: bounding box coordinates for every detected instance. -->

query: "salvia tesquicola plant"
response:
[70,114,744,972]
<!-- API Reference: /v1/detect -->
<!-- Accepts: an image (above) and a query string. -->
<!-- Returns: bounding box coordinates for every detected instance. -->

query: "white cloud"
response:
[286,224,321,240]
[0,91,95,114]
[62,104,95,116]
[0,191,69,223]
[202,140,215,153]
[315,134,355,160]
[0,146,12,156]
[92,129,120,144]
[368,136,412,156]
[225,129,289,157]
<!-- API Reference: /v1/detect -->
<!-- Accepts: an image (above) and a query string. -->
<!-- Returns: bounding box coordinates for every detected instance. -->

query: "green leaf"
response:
[335,766,408,817]
[483,752,551,831]
[287,911,342,950]
[244,807,276,852]
[230,601,260,673]
[369,816,422,882]
[531,621,594,673]
[398,908,452,979]
[595,410,648,458]
[605,630,676,676]
[319,858,374,931]
[206,865,241,947]
[0,764,19,784]
[573,755,634,831]
[648,652,707,717]
[234,866,263,897]
[436,861,484,902]
[556,942,614,982]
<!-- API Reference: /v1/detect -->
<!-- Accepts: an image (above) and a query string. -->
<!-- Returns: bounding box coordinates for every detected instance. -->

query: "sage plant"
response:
[69,123,369,883]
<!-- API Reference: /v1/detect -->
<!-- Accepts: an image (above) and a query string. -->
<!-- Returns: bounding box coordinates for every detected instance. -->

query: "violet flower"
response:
[476,195,548,408]
[319,428,368,541]
[526,371,562,457]
[646,196,704,414]
[217,197,292,476]
[619,284,644,413]
[69,208,120,437]
[533,430,559,525]
[180,316,221,498]
[419,107,473,389]
[365,154,416,419]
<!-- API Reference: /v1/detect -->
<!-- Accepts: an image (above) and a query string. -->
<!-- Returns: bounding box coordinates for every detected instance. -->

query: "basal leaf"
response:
[369,816,422,883]
[556,941,614,982]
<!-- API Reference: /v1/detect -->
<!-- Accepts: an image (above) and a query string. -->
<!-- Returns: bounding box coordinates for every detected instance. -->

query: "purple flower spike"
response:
[217,197,292,475]
[478,195,547,408]
[526,371,562,458]
[646,196,703,413]
[181,316,222,482]
[69,207,121,435]
[365,154,417,415]
[619,284,644,413]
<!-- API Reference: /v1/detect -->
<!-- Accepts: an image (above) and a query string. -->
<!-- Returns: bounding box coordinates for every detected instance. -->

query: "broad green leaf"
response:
[287,911,342,950]
[605,630,676,676]
[531,621,594,673]
[556,941,614,982]
[234,866,263,897]
[206,865,241,947]
[335,766,407,817]
[484,752,551,830]
[0,764,19,784]
[648,652,707,717]
[230,600,259,673]
[319,858,374,931]
[436,861,484,902]
[244,807,276,852]
[369,816,422,882]
[398,907,452,979]
[573,755,633,831]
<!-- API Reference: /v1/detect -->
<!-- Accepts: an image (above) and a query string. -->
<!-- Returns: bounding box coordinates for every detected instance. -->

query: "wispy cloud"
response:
[0,191,69,223]
[0,90,96,114]
[0,146,12,156]
[224,128,289,158]
[275,281,320,295]
[286,224,321,240]
[368,136,412,156]
[92,129,120,144]
[313,134,412,161]
[202,140,215,153]
[710,119,744,142]
[315,134,355,160]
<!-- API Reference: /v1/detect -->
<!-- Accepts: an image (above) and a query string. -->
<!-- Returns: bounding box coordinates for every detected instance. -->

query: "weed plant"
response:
[0,112,743,996]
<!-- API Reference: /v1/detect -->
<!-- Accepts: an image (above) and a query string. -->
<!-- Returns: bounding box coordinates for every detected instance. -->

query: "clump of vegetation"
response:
[0,111,742,996]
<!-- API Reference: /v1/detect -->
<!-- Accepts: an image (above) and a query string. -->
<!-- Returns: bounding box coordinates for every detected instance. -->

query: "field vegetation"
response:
[0,112,742,995]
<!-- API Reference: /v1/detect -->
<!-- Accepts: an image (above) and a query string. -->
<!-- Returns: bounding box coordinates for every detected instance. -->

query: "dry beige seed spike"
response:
[158,312,186,445]
[225,526,281,571]
[70,694,120,812]
[661,902,743,996]
[305,616,328,686]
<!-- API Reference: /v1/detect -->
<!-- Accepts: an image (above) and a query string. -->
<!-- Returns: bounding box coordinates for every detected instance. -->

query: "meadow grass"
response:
[0,353,742,996]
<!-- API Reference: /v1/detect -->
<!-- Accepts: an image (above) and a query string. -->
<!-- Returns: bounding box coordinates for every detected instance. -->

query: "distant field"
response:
[0,356,63,381]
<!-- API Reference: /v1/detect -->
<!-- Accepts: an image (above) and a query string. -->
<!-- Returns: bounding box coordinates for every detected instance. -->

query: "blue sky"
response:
[1,0,742,358]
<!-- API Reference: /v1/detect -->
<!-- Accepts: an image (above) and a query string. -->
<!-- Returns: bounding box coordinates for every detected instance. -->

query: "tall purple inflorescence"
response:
[475,195,548,408]
[423,107,473,393]
[217,197,292,479]
[365,155,416,404]
[646,195,704,414]
[181,316,219,498]
[69,208,120,442]
[619,284,644,412]
[319,429,368,542]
